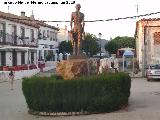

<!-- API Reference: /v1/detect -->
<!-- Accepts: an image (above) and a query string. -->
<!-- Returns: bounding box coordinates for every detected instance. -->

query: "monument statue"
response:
[70,4,85,55]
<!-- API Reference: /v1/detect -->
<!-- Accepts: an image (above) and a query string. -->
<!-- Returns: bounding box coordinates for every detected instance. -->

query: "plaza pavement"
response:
[1,74,160,120]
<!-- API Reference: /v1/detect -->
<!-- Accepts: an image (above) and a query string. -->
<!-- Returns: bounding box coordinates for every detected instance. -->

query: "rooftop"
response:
[0,11,59,30]
[0,11,39,28]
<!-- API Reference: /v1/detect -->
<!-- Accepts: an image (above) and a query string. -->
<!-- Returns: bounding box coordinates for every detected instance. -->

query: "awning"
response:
[38,48,58,51]
[123,50,134,56]
[118,47,135,51]
[0,46,38,51]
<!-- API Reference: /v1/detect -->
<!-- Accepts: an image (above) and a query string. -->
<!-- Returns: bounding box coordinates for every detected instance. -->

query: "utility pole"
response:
[98,33,102,59]
[7,6,10,13]
[136,4,139,15]
[135,2,139,22]
[135,0,139,15]
[142,26,147,77]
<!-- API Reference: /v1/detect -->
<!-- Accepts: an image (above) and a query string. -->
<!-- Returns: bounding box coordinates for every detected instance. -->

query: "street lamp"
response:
[98,33,102,59]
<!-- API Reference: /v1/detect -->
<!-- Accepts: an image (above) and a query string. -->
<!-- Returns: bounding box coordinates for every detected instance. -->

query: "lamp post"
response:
[98,33,102,59]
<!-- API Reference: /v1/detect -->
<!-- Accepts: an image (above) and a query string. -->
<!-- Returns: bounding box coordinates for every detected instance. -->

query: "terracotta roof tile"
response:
[0,11,39,28]
[138,18,160,22]
[135,18,160,35]
[0,11,59,30]
[35,20,59,30]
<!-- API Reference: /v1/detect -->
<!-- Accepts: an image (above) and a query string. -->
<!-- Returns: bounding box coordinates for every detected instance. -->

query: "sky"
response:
[0,0,160,40]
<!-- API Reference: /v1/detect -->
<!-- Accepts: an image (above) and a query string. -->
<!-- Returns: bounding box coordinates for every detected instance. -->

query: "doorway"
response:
[12,50,17,66]
[1,51,6,66]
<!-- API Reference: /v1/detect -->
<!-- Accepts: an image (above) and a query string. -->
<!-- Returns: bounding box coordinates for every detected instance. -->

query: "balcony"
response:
[0,32,38,47]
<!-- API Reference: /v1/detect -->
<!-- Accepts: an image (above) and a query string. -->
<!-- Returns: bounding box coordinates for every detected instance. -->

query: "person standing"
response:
[114,58,119,72]
[8,70,15,90]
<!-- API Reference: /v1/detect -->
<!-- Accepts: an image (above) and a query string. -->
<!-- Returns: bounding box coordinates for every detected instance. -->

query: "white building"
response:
[57,25,70,43]
[135,18,160,73]
[36,20,59,61]
[0,11,38,70]
[0,11,59,80]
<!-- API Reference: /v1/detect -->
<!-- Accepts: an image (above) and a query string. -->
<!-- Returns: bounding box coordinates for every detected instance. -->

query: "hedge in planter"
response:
[22,73,131,114]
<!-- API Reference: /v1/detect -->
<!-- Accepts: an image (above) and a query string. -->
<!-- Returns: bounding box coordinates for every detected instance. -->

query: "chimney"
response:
[30,15,34,20]
[21,11,25,17]
[30,10,35,20]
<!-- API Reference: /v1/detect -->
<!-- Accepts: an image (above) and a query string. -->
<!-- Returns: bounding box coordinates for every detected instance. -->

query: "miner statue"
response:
[70,4,85,55]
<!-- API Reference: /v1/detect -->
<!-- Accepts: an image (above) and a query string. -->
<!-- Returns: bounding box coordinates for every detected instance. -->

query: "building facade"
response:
[36,21,59,61]
[0,10,59,73]
[57,25,70,43]
[0,11,39,71]
[136,18,160,70]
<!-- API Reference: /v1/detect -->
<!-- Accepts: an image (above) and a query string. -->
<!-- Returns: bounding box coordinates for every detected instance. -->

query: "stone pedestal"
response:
[69,53,87,59]
[56,59,89,80]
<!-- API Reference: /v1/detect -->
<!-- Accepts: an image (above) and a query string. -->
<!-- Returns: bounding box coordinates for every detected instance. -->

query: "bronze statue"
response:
[70,4,85,55]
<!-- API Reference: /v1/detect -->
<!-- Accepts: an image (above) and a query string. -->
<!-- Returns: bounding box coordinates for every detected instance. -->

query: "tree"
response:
[105,36,135,54]
[58,41,73,53]
[82,33,99,57]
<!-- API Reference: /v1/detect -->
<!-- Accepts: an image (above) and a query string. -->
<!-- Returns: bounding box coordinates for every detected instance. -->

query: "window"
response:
[0,23,3,31]
[11,25,17,44]
[12,50,17,66]
[38,50,42,61]
[149,64,160,69]
[50,31,53,40]
[21,52,25,64]
[47,30,49,38]
[44,50,47,59]
[20,27,25,39]
[50,45,53,49]
[38,29,42,39]
[44,44,48,48]
[53,32,55,41]
[43,30,46,39]
[0,22,6,42]
[1,51,6,66]
[31,52,34,64]
[30,29,34,42]
[55,32,57,41]
[154,32,160,45]
[0,23,4,36]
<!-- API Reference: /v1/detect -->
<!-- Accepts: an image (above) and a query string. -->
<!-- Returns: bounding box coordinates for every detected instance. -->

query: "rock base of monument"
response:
[56,58,89,80]
[69,53,87,59]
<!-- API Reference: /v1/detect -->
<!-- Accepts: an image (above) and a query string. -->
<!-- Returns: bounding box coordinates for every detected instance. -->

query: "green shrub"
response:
[22,72,131,114]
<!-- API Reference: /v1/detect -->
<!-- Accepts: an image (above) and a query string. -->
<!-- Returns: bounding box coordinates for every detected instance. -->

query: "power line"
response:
[2,11,160,22]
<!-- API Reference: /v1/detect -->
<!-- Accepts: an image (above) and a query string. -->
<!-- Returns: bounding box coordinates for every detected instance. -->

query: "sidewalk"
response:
[133,71,143,78]
[35,69,56,77]
[130,71,143,78]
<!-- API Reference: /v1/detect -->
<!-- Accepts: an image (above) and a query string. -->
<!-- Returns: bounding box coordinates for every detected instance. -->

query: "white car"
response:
[146,64,160,81]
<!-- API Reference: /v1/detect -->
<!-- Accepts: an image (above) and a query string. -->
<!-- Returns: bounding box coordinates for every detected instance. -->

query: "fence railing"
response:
[0,31,38,47]
[0,63,45,71]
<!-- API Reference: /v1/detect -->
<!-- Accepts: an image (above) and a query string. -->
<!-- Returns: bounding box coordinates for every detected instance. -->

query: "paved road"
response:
[1,77,160,120]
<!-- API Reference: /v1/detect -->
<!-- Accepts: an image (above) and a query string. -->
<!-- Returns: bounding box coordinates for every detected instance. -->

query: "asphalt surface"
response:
[1,77,160,120]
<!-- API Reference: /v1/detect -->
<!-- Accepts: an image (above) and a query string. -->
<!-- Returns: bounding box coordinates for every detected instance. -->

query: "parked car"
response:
[146,64,160,81]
